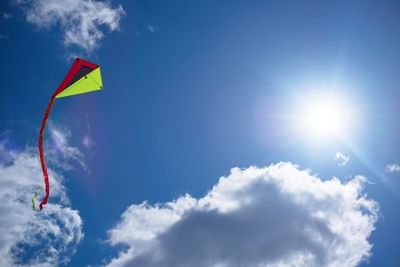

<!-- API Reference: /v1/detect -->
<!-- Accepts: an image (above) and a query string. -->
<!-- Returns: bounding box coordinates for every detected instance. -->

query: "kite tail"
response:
[38,97,55,210]
[32,186,41,211]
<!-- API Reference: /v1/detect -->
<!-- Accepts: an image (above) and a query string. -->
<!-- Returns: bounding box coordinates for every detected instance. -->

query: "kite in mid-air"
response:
[34,58,103,210]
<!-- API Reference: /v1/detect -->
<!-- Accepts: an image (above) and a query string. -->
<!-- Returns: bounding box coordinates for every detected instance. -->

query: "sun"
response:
[295,93,353,140]
[304,102,345,136]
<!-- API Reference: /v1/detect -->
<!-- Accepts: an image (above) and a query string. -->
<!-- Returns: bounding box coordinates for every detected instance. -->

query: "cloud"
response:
[0,133,83,266]
[147,25,157,33]
[48,123,86,171]
[335,152,349,166]
[106,163,378,267]
[17,0,124,51]
[385,164,400,173]
[3,13,12,19]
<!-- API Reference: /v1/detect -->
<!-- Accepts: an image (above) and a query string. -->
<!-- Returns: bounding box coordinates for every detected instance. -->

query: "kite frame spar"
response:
[37,58,102,210]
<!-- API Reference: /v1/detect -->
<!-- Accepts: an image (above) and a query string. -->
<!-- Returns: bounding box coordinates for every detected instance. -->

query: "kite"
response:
[34,58,103,210]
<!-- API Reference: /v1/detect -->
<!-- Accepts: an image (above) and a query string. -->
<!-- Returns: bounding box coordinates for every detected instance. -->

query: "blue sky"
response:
[1,0,400,266]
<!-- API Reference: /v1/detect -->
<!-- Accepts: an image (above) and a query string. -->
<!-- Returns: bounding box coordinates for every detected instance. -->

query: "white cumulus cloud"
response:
[0,131,83,266]
[17,0,124,51]
[106,163,378,267]
[385,163,400,173]
[335,152,350,166]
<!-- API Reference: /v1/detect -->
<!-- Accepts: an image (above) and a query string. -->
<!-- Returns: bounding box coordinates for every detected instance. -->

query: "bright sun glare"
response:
[305,102,345,135]
[296,93,353,140]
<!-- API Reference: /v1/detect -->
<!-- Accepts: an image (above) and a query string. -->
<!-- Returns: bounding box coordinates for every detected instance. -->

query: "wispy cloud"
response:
[106,163,378,267]
[0,134,83,266]
[385,163,400,173]
[16,0,125,52]
[48,123,86,171]
[335,151,350,166]
[147,25,157,33]
[3,13,12,19]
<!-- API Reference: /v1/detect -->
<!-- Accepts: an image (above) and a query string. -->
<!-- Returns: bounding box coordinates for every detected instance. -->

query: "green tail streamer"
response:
[32,187,41,211]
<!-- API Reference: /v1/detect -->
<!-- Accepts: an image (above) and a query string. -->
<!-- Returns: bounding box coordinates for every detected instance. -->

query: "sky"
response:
[1,0,400,266]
